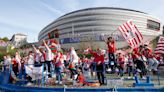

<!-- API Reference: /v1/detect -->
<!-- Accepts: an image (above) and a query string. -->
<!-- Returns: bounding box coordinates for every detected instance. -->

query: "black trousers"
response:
[108,53,116,63]
[117,66,124,77]
[96,63,105,85]
[13,64,18,77]
[108,53,116,73]
[127,66,133,76]
[69,68,78,79]
[134,59,146,78]
[34,61,42,67]
[45,61,52,77]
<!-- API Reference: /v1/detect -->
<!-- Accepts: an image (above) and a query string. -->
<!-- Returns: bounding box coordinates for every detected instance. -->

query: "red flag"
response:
[155,36,164,54]
[118,20,143,48]
[48,33,51,39]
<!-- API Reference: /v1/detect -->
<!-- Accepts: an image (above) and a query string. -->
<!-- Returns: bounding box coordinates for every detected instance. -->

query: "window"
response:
[147,20,160,31]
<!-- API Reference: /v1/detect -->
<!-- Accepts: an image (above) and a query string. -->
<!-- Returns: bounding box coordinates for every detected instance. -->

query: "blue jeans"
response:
[18,68,26,79]
[55,67,62,82]
[127,66,133,76]
[91,62,97,72]
[147,58,159,70]
[119,66,124,77]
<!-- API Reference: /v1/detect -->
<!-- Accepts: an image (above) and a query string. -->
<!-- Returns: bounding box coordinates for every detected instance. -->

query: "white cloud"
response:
[39,1,64,15]
[91,0,119,7]
[61,0,80,11]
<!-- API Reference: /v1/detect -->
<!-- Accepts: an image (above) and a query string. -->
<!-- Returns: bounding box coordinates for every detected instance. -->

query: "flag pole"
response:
[101,29,118,41]
[72,23,74,37]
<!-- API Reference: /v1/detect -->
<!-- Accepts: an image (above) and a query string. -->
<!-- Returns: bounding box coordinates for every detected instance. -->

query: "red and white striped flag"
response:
[118,20,143,48]
[155,36,164,54]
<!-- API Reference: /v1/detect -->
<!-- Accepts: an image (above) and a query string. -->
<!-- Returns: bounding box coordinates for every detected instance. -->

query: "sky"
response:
[0,0,164,42]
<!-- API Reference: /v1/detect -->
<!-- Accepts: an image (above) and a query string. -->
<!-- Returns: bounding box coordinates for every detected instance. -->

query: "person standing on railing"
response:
[53,51,64,84]
[70,47,79,66]
[69,47,79,81]
[12,57,19,77]
[105,37,116,73]
[43,40,54,78]
[26,51,34,82]
[40,48,46,70]
[2,55,7,71]
[32,45,42,67]
[27,51,34,68]
[3,55,12,71]
[15,51,22,75]
[155,54,163,64]
[127,53,134,79]
[88,47,105,85]
[144,45,159,72]
[132,45,147,79]
[117,53,125,78]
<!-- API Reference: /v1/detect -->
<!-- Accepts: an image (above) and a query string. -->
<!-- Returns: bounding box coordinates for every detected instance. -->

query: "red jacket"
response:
[132,48,142,59]
[118,57,124,68]
[89,50,104,63]
[53,53,63,67]
[107,41,116,53]
[143,48,153,58]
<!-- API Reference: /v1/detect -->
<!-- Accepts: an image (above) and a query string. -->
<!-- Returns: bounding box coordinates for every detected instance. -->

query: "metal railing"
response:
[0,63,164,88]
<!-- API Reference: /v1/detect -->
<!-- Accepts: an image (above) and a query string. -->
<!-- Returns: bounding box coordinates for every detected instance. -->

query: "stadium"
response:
[38,7,163,49]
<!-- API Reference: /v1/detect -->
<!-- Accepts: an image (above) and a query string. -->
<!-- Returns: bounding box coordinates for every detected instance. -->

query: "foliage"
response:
[78,53,92,59]
[19,44,32,49]
[0,45,17,62]
[0,46,7,62]
[0,37,9,42]
[150,36,160,49]
[85,54,92,59]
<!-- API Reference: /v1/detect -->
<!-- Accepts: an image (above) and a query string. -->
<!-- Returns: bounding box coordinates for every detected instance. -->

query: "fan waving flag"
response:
[118,20,143,48]
[155,36,164,54]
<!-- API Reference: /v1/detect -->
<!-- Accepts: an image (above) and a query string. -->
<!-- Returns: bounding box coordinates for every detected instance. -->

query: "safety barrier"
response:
[0,64,47,87]
[0,64,164,92]
[0,84,163,92]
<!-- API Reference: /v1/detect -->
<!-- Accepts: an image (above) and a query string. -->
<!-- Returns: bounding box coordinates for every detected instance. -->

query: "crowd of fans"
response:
[2,37,164,86]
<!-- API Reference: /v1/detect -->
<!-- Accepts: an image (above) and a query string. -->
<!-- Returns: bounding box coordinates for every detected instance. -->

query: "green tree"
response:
[0,45,17,62]
[2,37,9,42]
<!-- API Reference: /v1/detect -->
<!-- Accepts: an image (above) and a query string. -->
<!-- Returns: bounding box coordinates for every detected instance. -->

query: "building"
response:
[10,33,27,48]
[38,7,163,49]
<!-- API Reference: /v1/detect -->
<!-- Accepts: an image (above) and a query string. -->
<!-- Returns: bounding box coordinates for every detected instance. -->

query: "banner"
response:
[118,20,143,48]
[25,65,43,80]
[48,29,59,39]
[155,36,164,54]
[59,34,124,44]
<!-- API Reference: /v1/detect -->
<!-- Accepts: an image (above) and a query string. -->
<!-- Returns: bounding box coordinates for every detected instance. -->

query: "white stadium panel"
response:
[38,7,163,49]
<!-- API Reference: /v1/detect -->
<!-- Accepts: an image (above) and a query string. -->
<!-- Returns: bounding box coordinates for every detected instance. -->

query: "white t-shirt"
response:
[15,55,22,70]
[28,55,34,68]
[70,50,79,64]
[35,50,42,62]
[15,55,21,64]
[4,58,11,65]
[40,53,46,62]
[46,48,54,61]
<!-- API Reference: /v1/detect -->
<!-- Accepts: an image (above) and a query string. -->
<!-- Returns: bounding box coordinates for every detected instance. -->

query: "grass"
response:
[23,73,164,88]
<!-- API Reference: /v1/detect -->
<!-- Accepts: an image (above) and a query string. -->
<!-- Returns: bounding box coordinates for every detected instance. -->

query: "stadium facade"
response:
[38,7,163,49]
